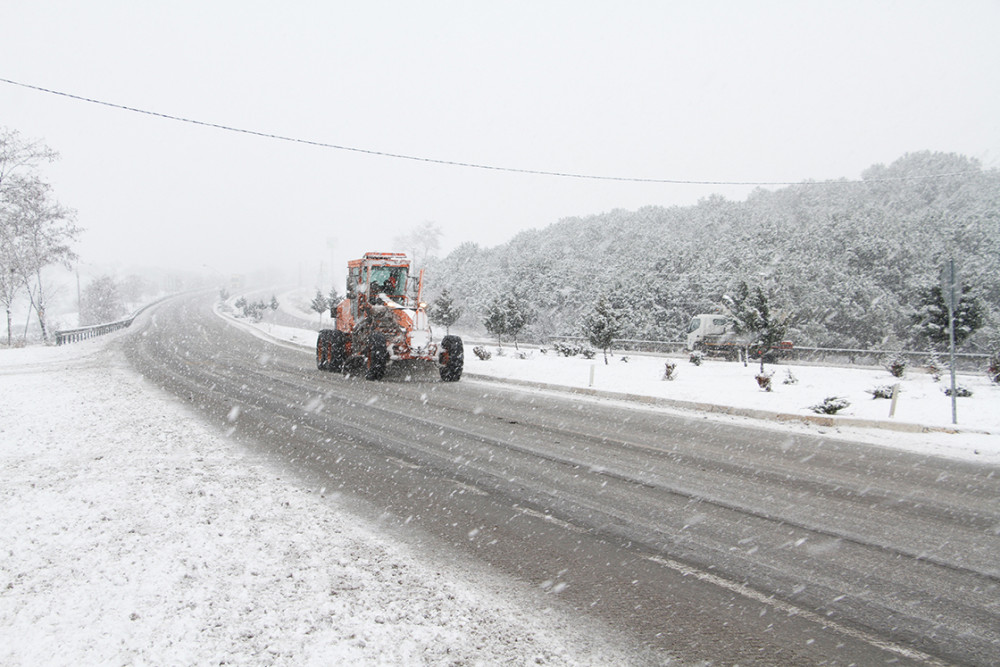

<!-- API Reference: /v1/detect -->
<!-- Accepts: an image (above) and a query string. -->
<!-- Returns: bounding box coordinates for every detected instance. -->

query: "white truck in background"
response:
[686,314,792,359]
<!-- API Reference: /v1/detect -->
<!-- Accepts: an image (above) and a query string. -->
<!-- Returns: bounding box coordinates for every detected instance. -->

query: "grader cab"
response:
[316,252,463,381]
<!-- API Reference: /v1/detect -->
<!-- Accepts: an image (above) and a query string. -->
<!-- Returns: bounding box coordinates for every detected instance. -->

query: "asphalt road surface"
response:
[121,292,1000,665]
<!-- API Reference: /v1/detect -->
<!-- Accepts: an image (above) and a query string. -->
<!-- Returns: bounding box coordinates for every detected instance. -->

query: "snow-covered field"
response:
[0,335,649,666]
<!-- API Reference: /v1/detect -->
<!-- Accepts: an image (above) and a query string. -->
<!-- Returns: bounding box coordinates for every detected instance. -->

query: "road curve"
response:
[121,292,1000,665]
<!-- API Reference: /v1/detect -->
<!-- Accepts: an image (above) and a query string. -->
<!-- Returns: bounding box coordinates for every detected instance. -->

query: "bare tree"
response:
[0,127,57,191]
[80,275,126,326]
[5,177,80,340]
[0,228,20,345]
[392,221,442,267]
[1,129,80,342]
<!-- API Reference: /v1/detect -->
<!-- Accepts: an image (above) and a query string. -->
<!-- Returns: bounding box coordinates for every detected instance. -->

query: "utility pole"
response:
[942,259,959,425]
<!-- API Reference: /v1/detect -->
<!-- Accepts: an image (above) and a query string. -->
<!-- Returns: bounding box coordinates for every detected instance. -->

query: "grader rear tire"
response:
[439,335,464,382]
[366,332,389,381]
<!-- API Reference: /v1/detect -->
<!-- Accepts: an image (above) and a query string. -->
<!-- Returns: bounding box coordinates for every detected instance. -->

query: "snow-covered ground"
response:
[239,288,1000,466]
[0,335,650,666]
[4,292,997,666]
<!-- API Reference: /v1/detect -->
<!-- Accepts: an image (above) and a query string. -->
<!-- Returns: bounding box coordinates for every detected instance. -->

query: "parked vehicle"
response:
[686,313,792,359]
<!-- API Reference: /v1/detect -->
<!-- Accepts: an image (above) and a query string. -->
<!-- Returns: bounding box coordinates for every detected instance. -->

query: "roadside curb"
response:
[212,309,994,438]
[463,373,995,437]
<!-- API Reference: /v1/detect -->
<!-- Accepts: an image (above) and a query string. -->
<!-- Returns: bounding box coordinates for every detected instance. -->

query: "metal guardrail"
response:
[547,336,990,371]
[54,294,175,346]
[55,317,135,345]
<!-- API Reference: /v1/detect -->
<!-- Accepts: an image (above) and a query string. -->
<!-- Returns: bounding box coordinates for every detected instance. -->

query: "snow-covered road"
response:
[0,335,649,666]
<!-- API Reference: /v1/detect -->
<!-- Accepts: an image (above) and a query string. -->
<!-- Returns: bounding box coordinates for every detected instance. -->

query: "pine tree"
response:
[910,283,983,349]
[310,289,328,325]
[430,288,462,334]
[483,295,508,348]
[583,294,623,364]
[503,292,534,350]
[483,291,535,349]
[725,281,791,372]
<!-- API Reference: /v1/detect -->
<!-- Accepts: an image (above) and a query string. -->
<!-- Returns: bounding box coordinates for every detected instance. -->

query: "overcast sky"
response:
[2,1,998,283]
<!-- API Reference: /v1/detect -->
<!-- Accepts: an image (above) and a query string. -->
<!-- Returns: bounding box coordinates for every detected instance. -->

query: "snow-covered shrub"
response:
[925,351,943,382]
[867,385,896,399]
[553,342,580,357]
[662,361,677,381]
[884,353,907,378]
[553,342,597,359]
[219,288,230,301]
[755,372,773,392]
[473,346,492,361]
[242,300,267,322]
[782,368,798,385]
[514,351,531,360]
[689,351,704,366]
[810,396,850,414]
[988,352,1000,384]
[943,385,973,397]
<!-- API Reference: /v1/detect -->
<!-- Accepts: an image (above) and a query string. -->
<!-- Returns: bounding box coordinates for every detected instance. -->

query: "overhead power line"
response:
[0,76,980,186]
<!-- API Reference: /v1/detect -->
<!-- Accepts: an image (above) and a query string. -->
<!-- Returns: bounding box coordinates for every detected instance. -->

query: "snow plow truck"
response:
[316,252,463,382]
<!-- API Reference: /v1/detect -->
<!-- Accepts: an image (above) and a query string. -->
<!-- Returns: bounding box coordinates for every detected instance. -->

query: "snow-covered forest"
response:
[429,152,1000,352]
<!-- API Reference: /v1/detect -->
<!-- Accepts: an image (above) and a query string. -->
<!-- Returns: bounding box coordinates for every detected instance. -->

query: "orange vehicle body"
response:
[316,252,463,381]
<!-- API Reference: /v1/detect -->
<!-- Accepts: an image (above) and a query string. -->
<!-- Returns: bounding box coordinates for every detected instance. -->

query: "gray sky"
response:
[2,1,998,282]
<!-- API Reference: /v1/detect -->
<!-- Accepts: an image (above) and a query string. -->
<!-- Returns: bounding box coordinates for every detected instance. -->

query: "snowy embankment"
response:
[0,335,647,665]
[238,288,1000,466]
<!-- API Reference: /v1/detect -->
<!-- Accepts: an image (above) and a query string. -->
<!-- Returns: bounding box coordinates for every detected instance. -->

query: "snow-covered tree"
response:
[1,128,76,344]
[909,283,984,350]
[430,288,462,334]
[80,275,126,326]
[724,281,791,372]
[582,293,623,364]
[482,295,507,348]
[3,177,79,341]
[483,291,535,349]
[393,221,442,268]
[310,289,328,325]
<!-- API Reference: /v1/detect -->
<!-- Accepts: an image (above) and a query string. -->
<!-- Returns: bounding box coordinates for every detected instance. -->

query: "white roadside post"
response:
[889,383,900,418]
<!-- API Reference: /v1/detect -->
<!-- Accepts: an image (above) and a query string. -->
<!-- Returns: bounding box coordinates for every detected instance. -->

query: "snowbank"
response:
[0,335,648,665]
[237,289,1000,466]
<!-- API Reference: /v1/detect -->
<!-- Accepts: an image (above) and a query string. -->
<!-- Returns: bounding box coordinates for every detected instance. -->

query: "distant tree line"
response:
[427,151,999,354]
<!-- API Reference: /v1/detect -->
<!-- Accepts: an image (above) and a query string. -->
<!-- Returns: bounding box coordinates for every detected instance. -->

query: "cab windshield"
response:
[369,266,408,297]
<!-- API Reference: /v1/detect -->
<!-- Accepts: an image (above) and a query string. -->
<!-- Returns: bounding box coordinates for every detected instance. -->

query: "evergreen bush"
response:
[884,353,907,378]
[987,352,1000,384]
[810,397,850,414]
[867,385,896,399]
